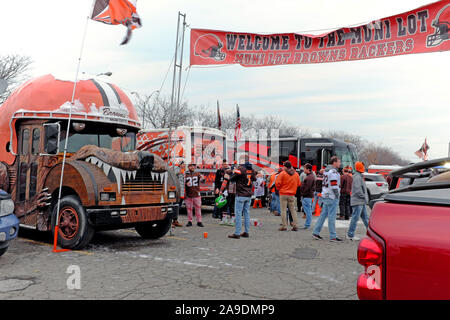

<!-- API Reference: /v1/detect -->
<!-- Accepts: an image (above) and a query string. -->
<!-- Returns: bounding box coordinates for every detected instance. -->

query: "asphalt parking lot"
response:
[0,207,368,300]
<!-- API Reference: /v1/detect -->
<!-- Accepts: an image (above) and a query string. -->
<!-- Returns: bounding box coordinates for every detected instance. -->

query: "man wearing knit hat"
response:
[312,156,343,242]
[347,161,370,241]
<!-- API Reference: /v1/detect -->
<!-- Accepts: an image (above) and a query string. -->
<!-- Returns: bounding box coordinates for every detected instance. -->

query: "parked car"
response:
[0,190,19,257]
[357,157,450,299]
[363,173,388,200]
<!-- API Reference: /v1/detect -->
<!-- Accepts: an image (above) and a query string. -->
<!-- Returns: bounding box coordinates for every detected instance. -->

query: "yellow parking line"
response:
[166,236,188,241]
[19,238,93,256]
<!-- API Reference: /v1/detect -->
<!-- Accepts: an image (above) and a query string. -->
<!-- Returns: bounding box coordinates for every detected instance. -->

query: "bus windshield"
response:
[191,131,225,166]
[334,147,356,169]
[60,123,137,153]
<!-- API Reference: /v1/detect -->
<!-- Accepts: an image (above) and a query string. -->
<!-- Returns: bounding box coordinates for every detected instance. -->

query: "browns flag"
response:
[91,0,142,45]
[415,138,430,160]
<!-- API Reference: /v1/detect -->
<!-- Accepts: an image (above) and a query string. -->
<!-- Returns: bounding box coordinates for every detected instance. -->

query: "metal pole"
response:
[54,5,92,251]
[176,13,186,112]
[170,12,181,110]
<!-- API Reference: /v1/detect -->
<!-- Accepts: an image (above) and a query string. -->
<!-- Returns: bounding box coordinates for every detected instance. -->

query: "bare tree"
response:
[187,107,310,138]
[321,130,366,152]
[0,54,33,104]
[359,142,409,166]
[321,130,409,166]
[135,94,191,129]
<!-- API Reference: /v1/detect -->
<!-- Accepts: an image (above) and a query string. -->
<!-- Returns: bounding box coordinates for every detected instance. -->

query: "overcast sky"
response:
[1,0,449,162]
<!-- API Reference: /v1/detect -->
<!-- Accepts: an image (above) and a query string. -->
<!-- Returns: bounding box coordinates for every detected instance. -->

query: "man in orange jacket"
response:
[275,161,301,231]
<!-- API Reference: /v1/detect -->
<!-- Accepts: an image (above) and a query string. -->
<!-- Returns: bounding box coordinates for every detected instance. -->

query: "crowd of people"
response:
[172,156,371,242]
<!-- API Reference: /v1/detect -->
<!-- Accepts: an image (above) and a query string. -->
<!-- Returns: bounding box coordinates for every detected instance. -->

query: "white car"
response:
[363,173,389,200]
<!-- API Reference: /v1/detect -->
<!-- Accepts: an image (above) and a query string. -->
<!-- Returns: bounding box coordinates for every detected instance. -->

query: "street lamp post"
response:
[131,90,159,129]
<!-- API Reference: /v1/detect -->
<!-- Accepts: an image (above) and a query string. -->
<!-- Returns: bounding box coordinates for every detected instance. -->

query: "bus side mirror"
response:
[44,123,60,155]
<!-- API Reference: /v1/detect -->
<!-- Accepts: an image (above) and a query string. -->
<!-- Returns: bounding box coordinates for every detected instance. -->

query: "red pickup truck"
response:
[357,157,450,300]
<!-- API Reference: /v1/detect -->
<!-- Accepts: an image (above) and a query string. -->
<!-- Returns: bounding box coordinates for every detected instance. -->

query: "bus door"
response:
[16,124,43,225]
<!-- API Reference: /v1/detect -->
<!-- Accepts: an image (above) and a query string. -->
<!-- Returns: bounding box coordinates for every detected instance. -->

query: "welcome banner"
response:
[190,0,449,67]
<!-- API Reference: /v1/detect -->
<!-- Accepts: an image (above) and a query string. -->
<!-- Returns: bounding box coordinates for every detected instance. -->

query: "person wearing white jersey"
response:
[312,156,343,242]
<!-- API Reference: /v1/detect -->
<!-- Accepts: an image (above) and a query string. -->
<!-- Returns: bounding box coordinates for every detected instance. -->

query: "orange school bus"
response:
[0,74,179,249]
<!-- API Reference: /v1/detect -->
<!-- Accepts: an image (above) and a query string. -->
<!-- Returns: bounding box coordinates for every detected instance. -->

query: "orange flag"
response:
[91,0,142,45]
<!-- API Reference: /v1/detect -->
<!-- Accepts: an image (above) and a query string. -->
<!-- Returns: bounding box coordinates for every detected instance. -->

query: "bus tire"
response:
[52,195,95,250]
[135,218,171,239]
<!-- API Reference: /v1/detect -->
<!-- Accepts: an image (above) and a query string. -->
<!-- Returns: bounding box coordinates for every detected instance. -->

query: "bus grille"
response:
[122,169,164,192]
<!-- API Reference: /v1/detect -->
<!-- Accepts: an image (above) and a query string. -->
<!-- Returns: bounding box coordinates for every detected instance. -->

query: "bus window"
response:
[31,128,40,155]
[280,140,297,164]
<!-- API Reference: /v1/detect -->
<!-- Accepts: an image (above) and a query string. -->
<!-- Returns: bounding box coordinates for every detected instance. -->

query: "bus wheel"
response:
[135,218,171,239]
[52,196,94,250]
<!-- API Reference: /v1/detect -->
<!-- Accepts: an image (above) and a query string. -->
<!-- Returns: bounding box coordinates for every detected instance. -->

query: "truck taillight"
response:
[376,183,384,187]
[357,237,384,300]
[358,237,382,267]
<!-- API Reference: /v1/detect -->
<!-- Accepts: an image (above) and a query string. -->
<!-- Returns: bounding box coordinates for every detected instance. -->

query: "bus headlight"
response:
[0,199,14,217]
[168,191,176,199]
[100,192,116,201]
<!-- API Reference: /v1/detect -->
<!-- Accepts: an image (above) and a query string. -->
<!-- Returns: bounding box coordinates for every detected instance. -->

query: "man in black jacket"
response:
[224,162,256,239]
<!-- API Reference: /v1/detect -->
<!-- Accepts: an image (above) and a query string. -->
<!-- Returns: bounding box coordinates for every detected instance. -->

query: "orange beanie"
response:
[355,162,365,173]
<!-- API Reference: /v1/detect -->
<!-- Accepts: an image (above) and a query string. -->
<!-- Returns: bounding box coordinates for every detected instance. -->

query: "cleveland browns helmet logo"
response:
[426,3,450,47]
[194,34,226,61]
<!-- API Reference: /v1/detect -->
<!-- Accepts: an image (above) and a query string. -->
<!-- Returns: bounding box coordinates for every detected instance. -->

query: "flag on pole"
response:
[415,138,430,160]
[91,0,142,45]
[217,100,222,130]
[234,104,241,143]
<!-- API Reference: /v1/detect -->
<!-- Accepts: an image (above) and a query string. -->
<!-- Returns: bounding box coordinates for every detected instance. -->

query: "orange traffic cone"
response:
[314,194,322,216]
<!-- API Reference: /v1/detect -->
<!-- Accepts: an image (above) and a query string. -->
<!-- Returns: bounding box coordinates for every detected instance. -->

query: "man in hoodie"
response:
[300,163,316,229]
[227,162,256,239]
[312,156,343,242]
[276,161,301,231]
[347,161,370,241]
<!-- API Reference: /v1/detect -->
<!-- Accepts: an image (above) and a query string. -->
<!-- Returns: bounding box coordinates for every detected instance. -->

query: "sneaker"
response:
[312,234,323,240]
[292,227,299,231]
[279,227,287,231]
[186,221,192,227]
[197,222,204,227]
[302,226,310,230]
[240,232,249,238]
[228,234,240,239]
[347,235,360,241]
[330,237,343,242]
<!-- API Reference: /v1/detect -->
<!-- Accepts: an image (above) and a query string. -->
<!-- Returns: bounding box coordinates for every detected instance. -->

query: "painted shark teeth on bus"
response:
[84,156,167,194]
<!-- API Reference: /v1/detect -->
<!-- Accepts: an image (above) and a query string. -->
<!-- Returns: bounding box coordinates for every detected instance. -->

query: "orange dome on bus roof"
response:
[0,74,140,165]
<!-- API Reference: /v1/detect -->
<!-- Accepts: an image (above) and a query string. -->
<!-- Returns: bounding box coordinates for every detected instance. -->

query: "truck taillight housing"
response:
[357,236,384,300]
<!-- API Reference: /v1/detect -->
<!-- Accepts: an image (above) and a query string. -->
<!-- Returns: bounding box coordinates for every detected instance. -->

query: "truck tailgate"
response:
[370,201,450,299]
